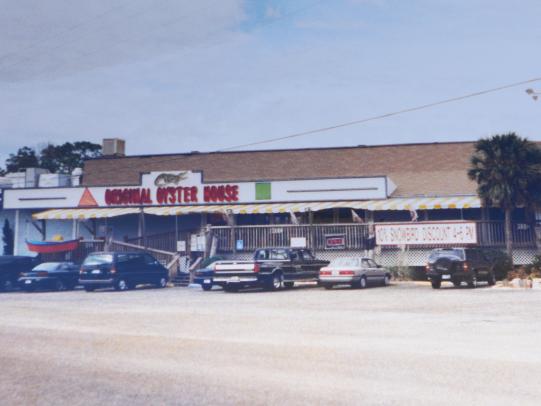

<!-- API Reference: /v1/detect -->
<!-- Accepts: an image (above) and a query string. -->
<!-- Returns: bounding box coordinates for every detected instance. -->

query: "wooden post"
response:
[13,210,20,255]
[308,209,314,252]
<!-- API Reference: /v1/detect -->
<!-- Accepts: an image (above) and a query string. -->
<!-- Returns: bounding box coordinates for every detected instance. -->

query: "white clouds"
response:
[0,0,540,167]
[0,0,245,82]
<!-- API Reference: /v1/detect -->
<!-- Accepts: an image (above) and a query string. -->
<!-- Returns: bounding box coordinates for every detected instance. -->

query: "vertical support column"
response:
[138,208,146,246]
[230,214,237,255]
[13,210,20,255]
[332,208,340,223]
[200,212,208,229]
[72,219,77,239]
[308,209,314,253]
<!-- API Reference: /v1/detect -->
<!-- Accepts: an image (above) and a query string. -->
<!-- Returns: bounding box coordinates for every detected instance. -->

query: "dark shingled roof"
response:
[82,141,479,198]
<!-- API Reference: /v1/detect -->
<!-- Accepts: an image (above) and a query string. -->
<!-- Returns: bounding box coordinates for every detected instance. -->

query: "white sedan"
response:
[319,257,391,289]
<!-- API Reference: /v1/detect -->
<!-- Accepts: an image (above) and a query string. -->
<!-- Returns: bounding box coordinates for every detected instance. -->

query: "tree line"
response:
[0,141,102,175]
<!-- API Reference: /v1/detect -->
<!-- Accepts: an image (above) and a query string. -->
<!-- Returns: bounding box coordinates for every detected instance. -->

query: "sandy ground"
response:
[0,282,540,406]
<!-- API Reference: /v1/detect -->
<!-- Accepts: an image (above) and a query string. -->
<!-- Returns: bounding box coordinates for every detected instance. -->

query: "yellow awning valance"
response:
[31,196,481,220]
[32,208,140,220]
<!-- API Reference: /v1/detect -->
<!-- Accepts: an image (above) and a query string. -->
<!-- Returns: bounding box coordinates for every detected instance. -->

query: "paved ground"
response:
[0,282,540,406]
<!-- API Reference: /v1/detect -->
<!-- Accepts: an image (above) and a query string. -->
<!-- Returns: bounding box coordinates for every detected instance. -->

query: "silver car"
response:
[319,257,391,289]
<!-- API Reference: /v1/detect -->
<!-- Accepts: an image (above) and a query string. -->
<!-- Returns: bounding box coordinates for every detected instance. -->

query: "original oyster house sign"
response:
[104,171,240,206]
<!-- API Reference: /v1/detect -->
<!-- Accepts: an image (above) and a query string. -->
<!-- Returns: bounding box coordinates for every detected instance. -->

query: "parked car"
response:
[79,252,169,292]
[0,255,40,291]
[18,262,80,292]
[194,267,215,291]
[426,247,497,289]
[319,256,391,289]
[202,247,329,292]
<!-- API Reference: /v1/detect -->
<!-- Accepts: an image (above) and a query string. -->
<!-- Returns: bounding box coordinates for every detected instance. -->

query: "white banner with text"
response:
[375,222,477,246]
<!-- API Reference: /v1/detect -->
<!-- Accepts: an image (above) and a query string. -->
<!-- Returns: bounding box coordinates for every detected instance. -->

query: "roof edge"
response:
[85,140,477,162]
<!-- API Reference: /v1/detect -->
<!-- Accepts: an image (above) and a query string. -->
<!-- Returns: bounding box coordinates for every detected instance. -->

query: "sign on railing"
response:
[375,222,477,246]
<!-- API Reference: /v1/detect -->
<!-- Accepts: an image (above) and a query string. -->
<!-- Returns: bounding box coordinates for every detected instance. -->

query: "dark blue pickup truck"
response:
[196,247,329,292]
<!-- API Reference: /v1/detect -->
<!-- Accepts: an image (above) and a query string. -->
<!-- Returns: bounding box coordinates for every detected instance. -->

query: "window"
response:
[329,257,360,268]
[255,250,268,260]
[300,250,315,260]
[269,249,288,260]
[33,263,62,271]
[361,259,371,268]
[367,259,378,268]
[83,254,113,266]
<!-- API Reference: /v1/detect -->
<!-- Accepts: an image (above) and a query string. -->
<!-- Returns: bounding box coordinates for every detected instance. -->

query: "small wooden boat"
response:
[26,238,80,253]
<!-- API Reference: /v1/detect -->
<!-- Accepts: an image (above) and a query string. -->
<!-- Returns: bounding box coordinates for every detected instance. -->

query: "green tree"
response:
[468,133,541,262]
[5,146,39,172]
[39,141,102,174]
[2,219,14,255]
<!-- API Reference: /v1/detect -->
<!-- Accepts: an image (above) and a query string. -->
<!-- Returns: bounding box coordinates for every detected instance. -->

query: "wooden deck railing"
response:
[209,221,538,253]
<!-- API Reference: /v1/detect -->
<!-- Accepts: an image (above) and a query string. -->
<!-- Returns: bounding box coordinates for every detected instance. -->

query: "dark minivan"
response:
[79,252,169,292]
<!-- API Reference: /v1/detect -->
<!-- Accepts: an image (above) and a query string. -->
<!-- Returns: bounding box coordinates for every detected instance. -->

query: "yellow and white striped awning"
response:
[362,196,481,211]
[32,208,140,220]
[143,196,480,216]
[32,196,482,220]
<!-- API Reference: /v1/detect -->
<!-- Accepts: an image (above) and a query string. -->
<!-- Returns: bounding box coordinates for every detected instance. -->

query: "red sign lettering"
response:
[105,188,153,205]
[203,185,239,203]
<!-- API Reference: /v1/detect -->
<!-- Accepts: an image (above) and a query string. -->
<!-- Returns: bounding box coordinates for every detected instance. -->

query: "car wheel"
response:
[84,286,95,292]
[487,271,496,286]
[115,279,130,291]
[452,279,462,288]
[55,279,66,291]
[202,284,213,291]
[359,276,367,289]
[431,280,441,289]
[382,275,391,286]
[284,281,294,289]
[156,277,167,288]
[467,273,478,289]
[266,272,283,291]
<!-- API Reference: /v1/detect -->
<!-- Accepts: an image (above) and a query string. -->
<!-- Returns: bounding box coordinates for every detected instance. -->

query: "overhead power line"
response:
[63,76,541,177]
[217,76,541,151]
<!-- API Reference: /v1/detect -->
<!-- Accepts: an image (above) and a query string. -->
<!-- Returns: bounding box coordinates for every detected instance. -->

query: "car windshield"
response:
[329,257,360,267]
[269,249,289,260]
[32,263,60,271]
[428,249,465,261]
[83,254,113,266]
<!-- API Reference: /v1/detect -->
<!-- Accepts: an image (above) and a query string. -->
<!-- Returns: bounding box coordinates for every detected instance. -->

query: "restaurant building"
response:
[1,139,539,268]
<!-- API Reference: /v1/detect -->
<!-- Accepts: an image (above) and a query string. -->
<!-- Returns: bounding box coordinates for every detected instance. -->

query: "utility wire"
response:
[217,76,541,151]
[66,76,541,177]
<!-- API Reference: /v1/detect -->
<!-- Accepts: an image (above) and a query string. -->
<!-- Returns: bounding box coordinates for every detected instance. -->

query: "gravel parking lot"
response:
[1,282,540,406]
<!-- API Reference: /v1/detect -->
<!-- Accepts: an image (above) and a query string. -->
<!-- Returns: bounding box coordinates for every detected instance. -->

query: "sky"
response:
[1,0,540,167]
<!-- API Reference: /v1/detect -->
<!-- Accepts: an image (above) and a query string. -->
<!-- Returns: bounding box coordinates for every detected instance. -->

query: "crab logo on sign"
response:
[154,172,188,187]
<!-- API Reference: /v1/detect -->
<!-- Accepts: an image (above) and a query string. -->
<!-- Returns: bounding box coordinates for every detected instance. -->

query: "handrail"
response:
[110,239,176,256]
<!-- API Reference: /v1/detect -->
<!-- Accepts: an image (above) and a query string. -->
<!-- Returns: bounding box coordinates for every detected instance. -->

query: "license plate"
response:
[25,280,32,284]
[91,270,101,274]
[442,275,451,280]
[230,276,240,282]
[204,279,211,284]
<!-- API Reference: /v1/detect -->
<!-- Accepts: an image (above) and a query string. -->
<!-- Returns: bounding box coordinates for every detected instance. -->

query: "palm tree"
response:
[468,133,541,262]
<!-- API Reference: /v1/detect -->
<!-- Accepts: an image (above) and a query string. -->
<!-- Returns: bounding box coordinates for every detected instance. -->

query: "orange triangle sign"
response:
[78,188,98,207]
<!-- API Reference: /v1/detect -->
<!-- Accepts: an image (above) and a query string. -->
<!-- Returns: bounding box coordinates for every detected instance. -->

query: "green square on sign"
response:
[256,182,271,200]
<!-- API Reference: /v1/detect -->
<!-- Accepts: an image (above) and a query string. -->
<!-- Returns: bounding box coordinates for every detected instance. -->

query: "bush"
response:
[491,251,513,281]
[388,266,426,281]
